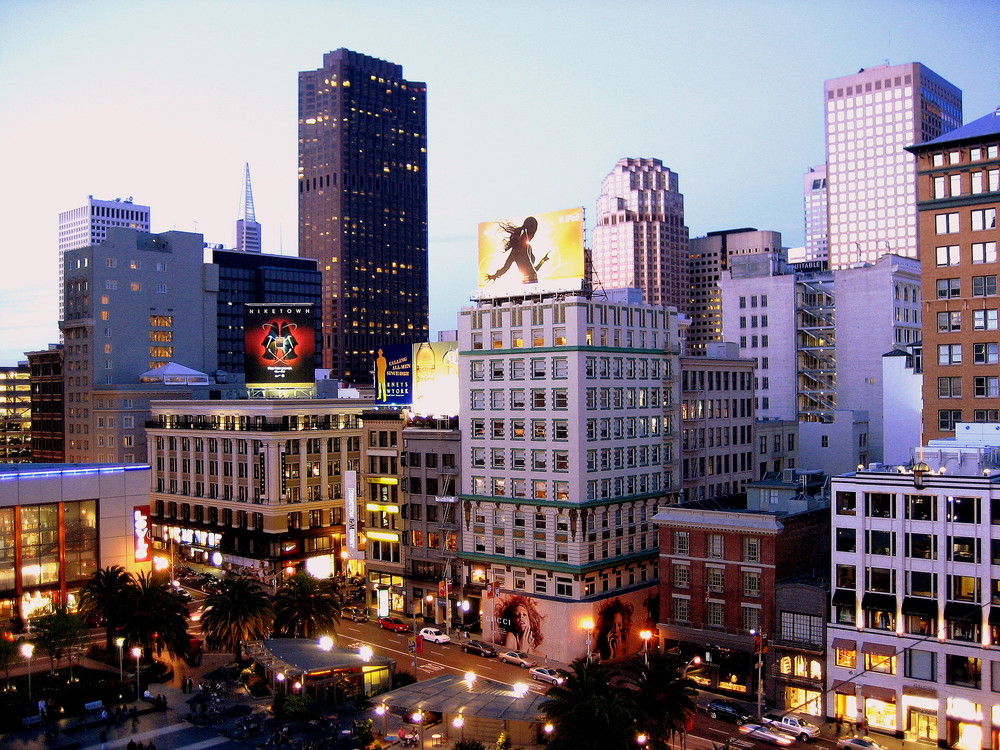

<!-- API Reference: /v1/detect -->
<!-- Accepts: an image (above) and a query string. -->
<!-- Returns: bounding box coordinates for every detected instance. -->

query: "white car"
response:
[528,666,565,685]
[419,627,451,644]
[738,723,795,746]
[498,650,537,668]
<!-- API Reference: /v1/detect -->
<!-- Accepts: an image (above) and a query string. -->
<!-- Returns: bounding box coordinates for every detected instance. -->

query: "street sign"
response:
[407,639,416,654]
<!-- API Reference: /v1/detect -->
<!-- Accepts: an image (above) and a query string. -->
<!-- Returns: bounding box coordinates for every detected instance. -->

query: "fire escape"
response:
[796,277,837,422]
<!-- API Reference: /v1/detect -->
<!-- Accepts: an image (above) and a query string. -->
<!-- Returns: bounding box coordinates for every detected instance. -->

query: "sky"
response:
[1,0,998,365]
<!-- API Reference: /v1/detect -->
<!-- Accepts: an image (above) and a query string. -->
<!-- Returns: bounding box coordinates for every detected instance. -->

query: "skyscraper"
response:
[591,158,689,310]
[824,63,961,270]
[236,163,262,253]
[802,165,828,264]
[298,49,429,380]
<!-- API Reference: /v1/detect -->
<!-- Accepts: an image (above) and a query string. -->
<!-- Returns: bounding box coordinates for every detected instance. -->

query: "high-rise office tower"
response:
[58,196,150,319]
[824,63,961,270]
[908,107,1000,441]
[235,163,262,253]
[803,165,828,264]
[591,158,689,310]
[298,49,429,380]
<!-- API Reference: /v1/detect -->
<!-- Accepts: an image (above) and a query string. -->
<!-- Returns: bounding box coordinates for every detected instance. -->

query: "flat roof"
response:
[374,673,548,723]
[245,639,395,676]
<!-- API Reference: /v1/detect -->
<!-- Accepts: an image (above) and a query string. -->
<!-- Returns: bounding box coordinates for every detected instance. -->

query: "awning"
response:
[861,592,896,612]
[903,685,937,699]
[901,597,938,618]
[989,607,1000,626]
[944,601,981,621]
[861,685,896,702]
[862,642,897,658]
[831,638,857,651]
[832,589,856,607]
[833,682,857,695]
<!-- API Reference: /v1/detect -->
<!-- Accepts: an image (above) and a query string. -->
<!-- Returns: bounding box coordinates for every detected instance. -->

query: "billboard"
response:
[374,341,459,415]
[133,505,151,563]
[244,304,316,387]
[478,207,585,294]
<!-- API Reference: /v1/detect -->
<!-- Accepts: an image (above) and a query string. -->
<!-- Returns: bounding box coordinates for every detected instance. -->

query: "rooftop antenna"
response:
[242,163,256,224]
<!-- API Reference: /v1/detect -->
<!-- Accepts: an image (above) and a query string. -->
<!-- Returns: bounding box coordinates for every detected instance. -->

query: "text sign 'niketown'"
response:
[244,304,316,387]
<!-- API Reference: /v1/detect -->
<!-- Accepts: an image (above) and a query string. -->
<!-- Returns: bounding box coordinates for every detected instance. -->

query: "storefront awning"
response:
[833,681,857,695]
[901,597,937,618]
[831,638,857,651]
[861,593,896,612]
[860,685,896,702]
[861,642,897,658]
[832,589,856,607]
[944,601,981,621]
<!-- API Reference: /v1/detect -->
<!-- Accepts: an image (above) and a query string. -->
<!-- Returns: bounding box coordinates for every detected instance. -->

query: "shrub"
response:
[454,741,487,750]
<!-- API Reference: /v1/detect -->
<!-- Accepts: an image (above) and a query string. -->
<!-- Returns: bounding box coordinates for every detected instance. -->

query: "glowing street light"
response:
[464,671,476,687]
[374,704,388,736]
[359,645,374,662]
[639,630,653,665]
[115,637,125,681]
[512,682,529,698]
[20,642,34,702]
[131,646,142,700]
[318,635,334,651]
[453,715,465,742]
[580,617,595,662]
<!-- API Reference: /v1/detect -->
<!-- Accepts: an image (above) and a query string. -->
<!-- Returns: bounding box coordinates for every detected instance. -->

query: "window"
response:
[742,606,761,633]
[743,537,760,562]
[938,377,963,398]
[836,564,856,588]
[906,495,936,521]
[937,311,961,332]
[865,652,896,675]
[904,650,935,681]
[937,278,961,298]
[936,245,960,266]
[672,596,690,623]
[948,536,979,563]
[531,390,546,409]
[836,528,856,552]
[939,409,962,431]
[743,570,761,597]
[946,655,981,688]
[866,492,895,518]
[974,309,999,330]
[706,601,724,627]
[973,275,998,296]
[835,645,856,669]
[936,212,960,234]
[836,491,857,515]
[973,242,998,264]
[673,531,690,555]
[974,343,999,364]
[673,564,690,589]
[948,496,980,524]
[707,534,724,559]
[975,376,1000,398]
[867,530,895,556]
[972,208,997,232]
[938,344,962,365]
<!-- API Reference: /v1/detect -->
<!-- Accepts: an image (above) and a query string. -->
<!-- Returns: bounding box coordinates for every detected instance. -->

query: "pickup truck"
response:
[763,712,821,742]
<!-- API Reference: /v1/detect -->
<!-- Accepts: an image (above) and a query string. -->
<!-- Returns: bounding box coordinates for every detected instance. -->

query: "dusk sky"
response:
[1,0,998,365]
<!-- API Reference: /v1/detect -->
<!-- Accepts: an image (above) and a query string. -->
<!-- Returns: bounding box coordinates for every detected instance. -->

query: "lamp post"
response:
[20,642,34,703]
[580,617,595,662]
[115,637,125,682]
[132,647,142,700]
[683,655,702,678]
[375,705,388,738]
[412,710,424,750]
[453,715,465,742]
[639,630,652,665]
[750,630,766,720]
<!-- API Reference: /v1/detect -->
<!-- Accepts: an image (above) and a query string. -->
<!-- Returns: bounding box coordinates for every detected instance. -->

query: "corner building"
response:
[298,49,429,380]
[458,292,682,663]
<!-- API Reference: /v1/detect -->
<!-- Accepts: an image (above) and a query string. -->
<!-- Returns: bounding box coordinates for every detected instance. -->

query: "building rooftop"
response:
[910,106,1000,149]
[374,673,547,722]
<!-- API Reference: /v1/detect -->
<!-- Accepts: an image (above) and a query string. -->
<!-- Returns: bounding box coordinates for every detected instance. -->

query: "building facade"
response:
[827,424,1000,747]
[591,158,689,310]
[0,364,31,463]
[457,292,681,663]
[907,107,1000,442]
[27,345,64,463]
[803,165,828,264]
[824,63,961,270]
[298,49,429,380]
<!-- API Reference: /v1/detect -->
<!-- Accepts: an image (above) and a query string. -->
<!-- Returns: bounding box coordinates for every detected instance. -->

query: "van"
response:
[763,712,820,742]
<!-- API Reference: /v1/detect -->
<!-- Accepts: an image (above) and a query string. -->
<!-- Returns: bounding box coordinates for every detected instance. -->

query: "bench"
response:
[23,714,43,727]
[84,701,104,713]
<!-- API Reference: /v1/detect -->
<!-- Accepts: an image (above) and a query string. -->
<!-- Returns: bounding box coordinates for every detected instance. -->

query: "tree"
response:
[201,577,274,661]
[79,565,133,652]
[540,658,637,750]
[33,606,86,675]
[626,651,699,750]
[0,636,19,689]
[273,572,341,638]
[118,570,190,659]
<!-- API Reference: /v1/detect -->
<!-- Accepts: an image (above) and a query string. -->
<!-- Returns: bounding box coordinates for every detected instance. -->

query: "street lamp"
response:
[131,646,142,700]
[20,642,34,703]
[750,630,766,720]
[374,704,388,737]
[275,672,286,694]
[453,715,465,742]
[639,630,652,665]
[115,637,125,682]
[412,710,425,750]
[683,655,702,678]
[580,617,595,662]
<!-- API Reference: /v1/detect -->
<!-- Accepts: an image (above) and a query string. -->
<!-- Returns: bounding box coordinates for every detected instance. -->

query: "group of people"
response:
[125,739,157,750]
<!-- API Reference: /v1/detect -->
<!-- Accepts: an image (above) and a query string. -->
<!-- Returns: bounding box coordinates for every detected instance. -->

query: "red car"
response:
[377,617,409,633]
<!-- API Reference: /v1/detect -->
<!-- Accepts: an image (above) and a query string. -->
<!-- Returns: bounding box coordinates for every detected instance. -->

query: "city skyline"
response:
[1,0,998,365]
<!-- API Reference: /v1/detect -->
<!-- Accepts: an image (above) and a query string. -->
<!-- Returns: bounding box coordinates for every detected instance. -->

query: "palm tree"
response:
[118,570,190,659]
[540,657,637,750]
[273,571,341,638]
[79,565,133,652]
[626,651,699,750]
[201,577,274,661]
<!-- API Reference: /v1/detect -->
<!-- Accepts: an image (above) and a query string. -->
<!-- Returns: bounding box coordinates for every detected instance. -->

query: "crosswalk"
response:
[74,721,244,750]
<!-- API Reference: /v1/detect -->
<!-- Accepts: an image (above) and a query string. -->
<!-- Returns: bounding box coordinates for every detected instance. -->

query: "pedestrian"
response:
[132,708,139,727]
[834,715,842,735]
[127,739,137,750]
[859,718,868,736]
[147,742,157,750]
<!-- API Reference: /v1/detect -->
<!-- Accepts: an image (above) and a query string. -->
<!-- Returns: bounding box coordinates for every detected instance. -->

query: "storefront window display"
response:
[865,696,897,732]
[947,698,981,750]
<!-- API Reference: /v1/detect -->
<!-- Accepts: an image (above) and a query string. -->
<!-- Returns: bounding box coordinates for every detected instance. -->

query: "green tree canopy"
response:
[273,572,341,639]
[201,577,274,660]
[79,565,133,652]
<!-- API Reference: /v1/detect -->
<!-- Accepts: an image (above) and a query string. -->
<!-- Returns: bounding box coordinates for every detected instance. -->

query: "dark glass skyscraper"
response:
[298,49,429,381]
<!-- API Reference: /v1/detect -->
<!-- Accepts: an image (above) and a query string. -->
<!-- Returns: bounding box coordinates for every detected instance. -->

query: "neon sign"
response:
[133,505,151,562]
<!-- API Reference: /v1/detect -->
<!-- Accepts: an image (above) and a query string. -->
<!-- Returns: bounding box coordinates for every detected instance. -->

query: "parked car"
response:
[419,627,451,644]
[737,723,795,746]
[706,699,754,725]
[498,650,536,668]
[461,640,497,657]
[528,666,565,685]
[342,607,370,622]
[377,617,409,632]
[763,713,821,742]
[837,738,886,750]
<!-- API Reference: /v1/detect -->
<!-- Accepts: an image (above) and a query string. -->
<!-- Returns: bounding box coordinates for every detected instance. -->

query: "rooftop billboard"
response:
[244,304,316,387]
[478,207,585,295]
[374,341,459,416]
